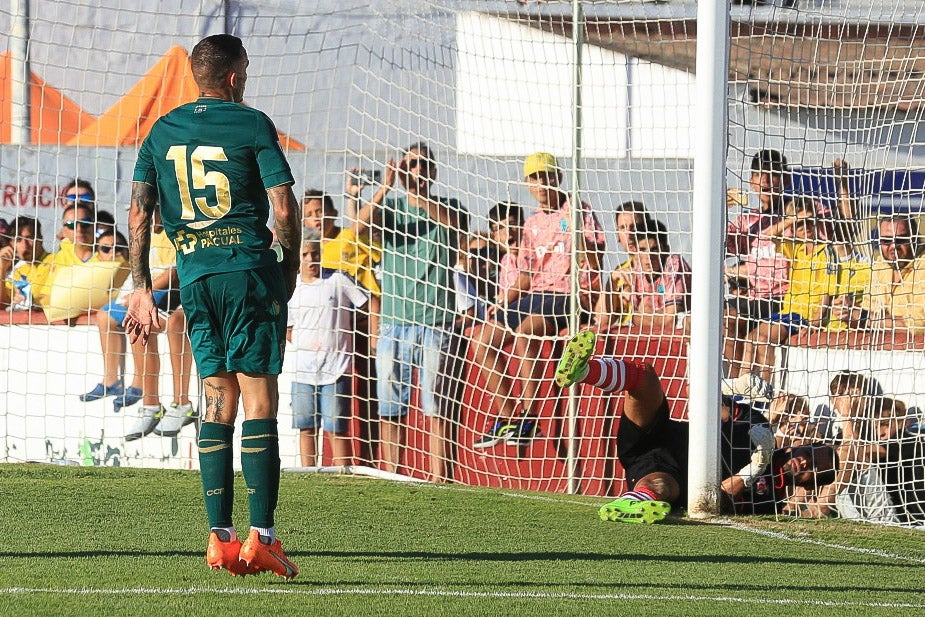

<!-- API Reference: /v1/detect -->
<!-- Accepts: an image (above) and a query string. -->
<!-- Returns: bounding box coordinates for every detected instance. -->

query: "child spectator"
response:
[288,232,369,467]
[487,201,525,309]
[315,181,383,468]
[814,370,883,518]
[471,152,604,449]
[833,395,906,523]
[0,216,53,311]
[724,150,792,367]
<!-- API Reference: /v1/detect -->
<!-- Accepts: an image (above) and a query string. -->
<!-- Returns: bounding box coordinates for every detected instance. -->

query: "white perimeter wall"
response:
[0,324,302,468]
[3,324,925,468]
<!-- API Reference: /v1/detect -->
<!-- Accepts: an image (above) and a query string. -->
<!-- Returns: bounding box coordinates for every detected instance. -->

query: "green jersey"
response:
[133,97,294,286]
[379,195,466,327]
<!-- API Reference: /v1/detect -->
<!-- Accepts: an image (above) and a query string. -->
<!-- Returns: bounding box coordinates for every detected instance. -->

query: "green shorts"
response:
[180,266,287,378]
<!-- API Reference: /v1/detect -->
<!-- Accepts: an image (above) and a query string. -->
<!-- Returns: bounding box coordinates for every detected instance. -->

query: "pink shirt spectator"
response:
[497,251,522,297]
[521,200,605,294]
[727,210,790,300]
[628,253,691,313]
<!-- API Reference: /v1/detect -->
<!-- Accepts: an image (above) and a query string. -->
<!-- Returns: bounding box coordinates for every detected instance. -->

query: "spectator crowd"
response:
[2,146,924,523]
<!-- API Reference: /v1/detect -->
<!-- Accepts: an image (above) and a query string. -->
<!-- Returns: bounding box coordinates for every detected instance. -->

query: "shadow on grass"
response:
[0,548,909,569]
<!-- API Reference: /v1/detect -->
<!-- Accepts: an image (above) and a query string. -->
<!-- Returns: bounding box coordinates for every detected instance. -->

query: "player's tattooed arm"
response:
[268,183,301,298]
[129,181,157,291]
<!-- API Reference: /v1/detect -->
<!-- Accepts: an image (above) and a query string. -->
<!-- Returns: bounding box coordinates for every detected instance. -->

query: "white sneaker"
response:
[721,374,774,403]
[153,403,198,437]
[125,405,164,441]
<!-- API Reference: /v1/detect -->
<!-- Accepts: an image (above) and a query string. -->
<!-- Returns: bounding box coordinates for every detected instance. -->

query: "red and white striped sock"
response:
[621,486,660,502]
[582,358,648,393]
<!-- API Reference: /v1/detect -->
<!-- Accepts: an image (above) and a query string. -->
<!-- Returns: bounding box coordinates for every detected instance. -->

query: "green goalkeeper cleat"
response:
[555,329,597,388]
[599,497,671,524]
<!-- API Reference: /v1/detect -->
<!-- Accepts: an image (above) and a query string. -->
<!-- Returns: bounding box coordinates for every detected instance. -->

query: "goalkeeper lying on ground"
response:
[555,330,838,523]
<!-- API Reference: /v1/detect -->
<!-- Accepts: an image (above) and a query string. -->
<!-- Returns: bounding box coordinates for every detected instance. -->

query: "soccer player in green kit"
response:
[123,34,300,579]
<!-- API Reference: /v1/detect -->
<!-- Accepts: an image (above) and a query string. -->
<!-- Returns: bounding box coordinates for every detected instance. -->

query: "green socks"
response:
[198,421,235,528]
[241,418,280,529]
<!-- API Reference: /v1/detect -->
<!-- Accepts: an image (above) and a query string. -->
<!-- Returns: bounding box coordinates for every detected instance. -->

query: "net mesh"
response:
[0,0,923,526]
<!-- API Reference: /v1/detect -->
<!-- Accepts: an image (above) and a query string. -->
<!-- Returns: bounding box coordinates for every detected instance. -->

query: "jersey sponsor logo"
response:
[173,225,245,255]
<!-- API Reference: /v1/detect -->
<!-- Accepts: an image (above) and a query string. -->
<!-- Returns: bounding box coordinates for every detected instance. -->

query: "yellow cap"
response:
[523,152,559,178]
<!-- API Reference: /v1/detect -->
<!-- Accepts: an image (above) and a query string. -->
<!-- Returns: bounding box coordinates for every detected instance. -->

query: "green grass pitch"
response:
[0,464,923,616]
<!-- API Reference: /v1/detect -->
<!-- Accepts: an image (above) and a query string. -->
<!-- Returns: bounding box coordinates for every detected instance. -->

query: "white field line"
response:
[725,520,925,565]
[0,587,923,608]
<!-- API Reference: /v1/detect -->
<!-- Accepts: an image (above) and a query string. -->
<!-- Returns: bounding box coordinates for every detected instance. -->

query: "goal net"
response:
[0,0,923,527]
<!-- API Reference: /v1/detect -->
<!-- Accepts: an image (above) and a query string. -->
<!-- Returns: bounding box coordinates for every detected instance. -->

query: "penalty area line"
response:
[0,587,923,608]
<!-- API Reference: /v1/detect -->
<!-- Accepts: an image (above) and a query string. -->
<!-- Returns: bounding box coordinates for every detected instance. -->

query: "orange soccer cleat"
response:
[206,532,260,576]
[239,529,299,579]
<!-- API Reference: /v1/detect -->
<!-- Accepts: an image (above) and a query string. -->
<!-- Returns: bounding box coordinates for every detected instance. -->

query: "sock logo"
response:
[206,488,225,496]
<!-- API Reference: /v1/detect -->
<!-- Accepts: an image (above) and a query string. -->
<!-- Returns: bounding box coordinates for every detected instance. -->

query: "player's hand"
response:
[122,289,161,345]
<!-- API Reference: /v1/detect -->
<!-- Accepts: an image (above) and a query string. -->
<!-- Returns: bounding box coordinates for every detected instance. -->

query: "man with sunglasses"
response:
[354,142,467,483]
[55,203,98,265]
[862,214,925,333]
[62,178,96,205]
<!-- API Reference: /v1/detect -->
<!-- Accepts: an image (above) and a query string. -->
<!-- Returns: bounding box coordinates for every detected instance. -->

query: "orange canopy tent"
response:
[67,45,304,151]
[0,51,95,144]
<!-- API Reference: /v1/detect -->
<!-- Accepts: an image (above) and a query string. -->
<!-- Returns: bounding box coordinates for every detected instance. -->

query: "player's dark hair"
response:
[303,188,336,215]
[191,34,246,90]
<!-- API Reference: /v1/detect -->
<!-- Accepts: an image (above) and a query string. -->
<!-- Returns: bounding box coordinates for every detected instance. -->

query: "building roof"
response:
[507,10,925,110]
